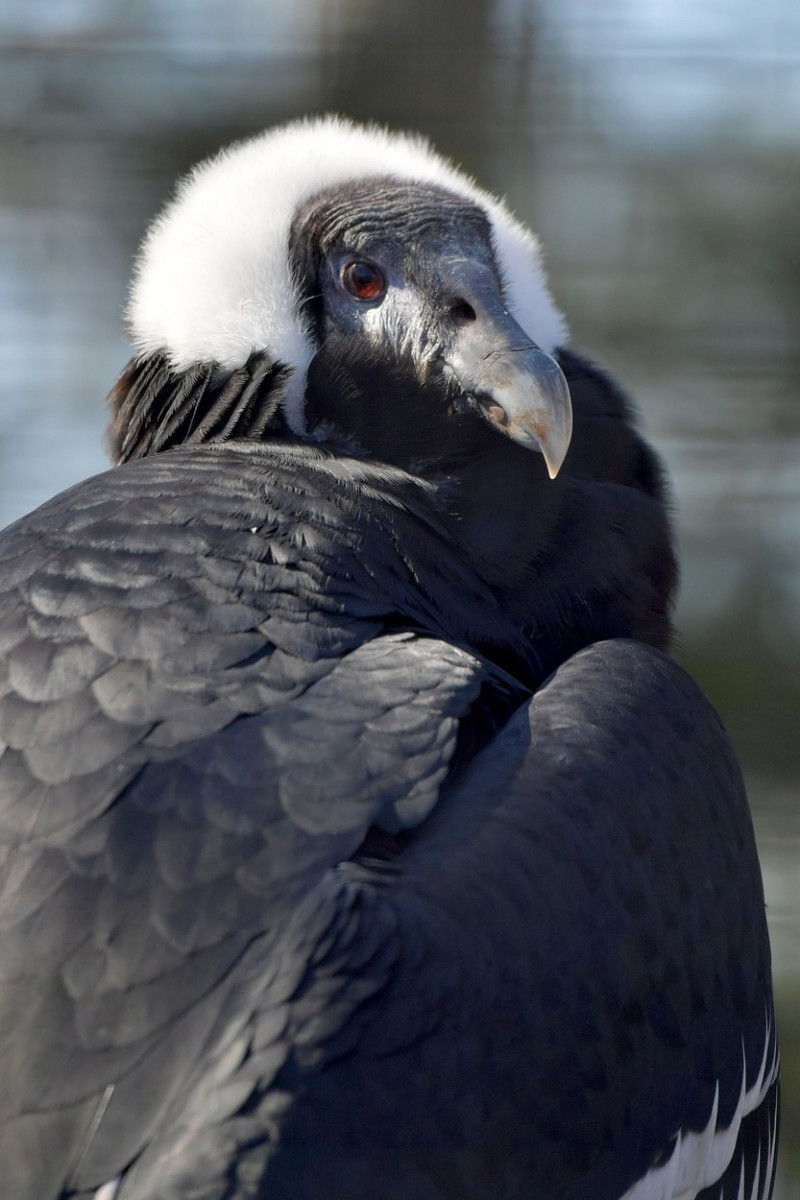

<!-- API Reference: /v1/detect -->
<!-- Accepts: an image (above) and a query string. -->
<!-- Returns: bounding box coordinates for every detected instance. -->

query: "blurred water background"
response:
[0,0,798,1189]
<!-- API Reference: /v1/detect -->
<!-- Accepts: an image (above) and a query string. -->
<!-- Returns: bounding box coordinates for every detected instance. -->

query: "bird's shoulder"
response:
[0,435,524,955]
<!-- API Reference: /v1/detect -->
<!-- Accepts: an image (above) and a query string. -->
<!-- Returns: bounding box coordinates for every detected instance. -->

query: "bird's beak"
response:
[442,261,572,479]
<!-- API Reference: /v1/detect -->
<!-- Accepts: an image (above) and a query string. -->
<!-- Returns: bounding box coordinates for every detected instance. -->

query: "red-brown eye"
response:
[340,260,386,301]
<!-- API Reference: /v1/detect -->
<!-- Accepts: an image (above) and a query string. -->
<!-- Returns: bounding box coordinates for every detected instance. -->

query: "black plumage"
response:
[0,119,777,1200]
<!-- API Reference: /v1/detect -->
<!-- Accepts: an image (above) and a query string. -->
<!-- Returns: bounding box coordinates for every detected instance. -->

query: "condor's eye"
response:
[340,259,387,302]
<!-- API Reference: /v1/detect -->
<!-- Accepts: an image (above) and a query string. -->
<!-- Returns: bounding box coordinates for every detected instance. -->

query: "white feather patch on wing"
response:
[619,1016,779,1200]
[127,115,568,432]
[93,1177,121,1200]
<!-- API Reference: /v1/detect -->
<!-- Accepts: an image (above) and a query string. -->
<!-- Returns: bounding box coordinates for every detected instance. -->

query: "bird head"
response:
[111,116,571,477]
[288,176,571,478]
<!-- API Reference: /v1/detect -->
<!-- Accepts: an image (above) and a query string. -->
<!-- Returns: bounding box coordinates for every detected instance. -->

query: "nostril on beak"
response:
[449,299,477,324]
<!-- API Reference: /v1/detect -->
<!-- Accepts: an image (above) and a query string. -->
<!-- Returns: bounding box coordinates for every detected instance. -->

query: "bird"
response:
[0,116,778,1200]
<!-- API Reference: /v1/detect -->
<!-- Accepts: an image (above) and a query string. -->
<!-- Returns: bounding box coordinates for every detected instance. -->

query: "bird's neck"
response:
[427,436,563,597]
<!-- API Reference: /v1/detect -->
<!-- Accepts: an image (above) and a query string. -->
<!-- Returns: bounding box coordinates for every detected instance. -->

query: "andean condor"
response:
[0,117,778,1200]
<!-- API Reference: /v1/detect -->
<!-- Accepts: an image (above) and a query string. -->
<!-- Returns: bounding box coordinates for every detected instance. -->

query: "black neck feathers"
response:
[107,350,290,464]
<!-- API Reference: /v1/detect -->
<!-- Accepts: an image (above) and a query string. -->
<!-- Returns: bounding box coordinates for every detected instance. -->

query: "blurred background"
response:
[0,0,798,1189]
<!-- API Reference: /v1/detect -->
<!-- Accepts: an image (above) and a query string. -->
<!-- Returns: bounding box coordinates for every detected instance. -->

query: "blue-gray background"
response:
[1,0,798,1189]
